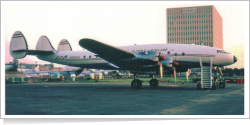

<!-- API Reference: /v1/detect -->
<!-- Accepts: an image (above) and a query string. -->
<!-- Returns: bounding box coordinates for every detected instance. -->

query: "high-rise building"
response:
[167,5,223,49]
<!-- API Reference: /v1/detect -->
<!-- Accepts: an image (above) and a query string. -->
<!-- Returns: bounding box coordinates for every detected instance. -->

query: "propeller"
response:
[158,56,165,79]
[157,55,179,81]
[172,61,179,83]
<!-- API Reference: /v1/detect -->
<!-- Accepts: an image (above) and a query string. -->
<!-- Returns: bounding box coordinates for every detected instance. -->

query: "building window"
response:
[84,56,86,58]
[89,56,91,58]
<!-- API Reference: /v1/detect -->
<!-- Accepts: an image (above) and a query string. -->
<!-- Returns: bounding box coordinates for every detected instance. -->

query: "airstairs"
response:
[198,57,213,89]
[201,66,212,89]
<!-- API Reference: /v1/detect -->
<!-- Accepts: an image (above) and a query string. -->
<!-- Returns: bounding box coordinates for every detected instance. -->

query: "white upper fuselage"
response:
[36,44,235,70]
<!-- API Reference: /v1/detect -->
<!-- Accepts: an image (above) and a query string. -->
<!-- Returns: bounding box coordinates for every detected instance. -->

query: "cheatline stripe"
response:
[163,54,215,57]
[60,41,69,43]
[64,58,102,61]
[12,36,23,38]
[59,43,69,45]
[13,35,23,37]
[13,34,22,36]
[12,35,23,37]
[60,42,69,43]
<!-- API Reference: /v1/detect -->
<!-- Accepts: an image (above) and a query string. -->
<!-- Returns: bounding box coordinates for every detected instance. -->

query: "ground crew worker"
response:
[62,75,64,82]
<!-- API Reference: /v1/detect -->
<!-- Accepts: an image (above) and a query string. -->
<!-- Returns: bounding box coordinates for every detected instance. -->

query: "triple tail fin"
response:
[9,31,28,59]
[57,39,72,51]
[9,31,55,59]
[36,35,55,51]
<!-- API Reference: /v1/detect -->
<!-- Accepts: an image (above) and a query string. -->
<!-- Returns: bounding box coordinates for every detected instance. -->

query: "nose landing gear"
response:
[219,80,226,89]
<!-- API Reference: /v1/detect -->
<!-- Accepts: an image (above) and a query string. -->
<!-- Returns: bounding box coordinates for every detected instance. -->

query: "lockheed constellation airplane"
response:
[9,31,237,88]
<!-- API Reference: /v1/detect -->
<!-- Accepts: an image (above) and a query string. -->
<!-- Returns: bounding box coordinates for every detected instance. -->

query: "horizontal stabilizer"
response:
[57,39,72,51]
[28,50,54,55]
[11,49,54,55]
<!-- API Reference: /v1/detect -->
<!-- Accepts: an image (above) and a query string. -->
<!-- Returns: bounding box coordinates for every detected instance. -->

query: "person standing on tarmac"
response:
[62,75,64,82]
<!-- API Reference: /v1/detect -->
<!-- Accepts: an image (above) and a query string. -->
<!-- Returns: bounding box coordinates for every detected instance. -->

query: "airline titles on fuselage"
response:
[55,55,67,60]
[55,55,81,60]
[130,48,169,52]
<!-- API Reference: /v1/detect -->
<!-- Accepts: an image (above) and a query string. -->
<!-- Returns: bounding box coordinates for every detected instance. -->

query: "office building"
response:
[167,5,223,49]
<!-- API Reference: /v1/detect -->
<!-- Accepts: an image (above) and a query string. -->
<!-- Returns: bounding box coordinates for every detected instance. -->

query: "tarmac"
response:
[5,81,244,116]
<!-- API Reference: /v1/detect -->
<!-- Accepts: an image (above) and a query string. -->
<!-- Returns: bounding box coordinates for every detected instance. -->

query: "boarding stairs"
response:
[201,66,212,89]
[200,57,213,89]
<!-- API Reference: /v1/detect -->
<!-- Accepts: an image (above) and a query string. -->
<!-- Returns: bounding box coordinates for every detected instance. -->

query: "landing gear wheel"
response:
[131,79,142,89]
[219,82,226,89]
[197,82,201,90]
[149,79,159,87]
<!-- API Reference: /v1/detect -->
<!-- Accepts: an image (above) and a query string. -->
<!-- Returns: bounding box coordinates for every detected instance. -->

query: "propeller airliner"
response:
[9,31,237,88]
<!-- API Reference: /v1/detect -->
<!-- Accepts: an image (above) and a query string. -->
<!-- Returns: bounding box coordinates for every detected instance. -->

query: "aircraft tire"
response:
[219,82,226,89]
[131,79,142,89]
[149,79,159,87]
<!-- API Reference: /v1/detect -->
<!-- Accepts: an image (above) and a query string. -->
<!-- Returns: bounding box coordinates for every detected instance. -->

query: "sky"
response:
[2,1,249,69]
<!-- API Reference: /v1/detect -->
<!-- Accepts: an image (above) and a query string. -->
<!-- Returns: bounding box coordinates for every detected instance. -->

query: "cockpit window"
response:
[217,50,228,53]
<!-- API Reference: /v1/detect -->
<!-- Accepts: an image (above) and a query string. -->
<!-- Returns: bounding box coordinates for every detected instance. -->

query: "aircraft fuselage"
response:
[37,44,235,72]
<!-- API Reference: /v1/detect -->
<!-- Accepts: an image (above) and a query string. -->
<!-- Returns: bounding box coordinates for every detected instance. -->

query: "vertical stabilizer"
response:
[36,36,55,51]
[9,31,28,59]
[57,39,72,51]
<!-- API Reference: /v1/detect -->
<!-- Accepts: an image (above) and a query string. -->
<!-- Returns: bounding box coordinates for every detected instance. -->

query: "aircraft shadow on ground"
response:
[81,84,198,91]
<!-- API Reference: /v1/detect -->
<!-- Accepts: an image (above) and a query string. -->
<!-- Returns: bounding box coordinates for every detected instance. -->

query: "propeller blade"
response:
[157,55,165,80]
[173,66,176,83]
[159,62,163,79]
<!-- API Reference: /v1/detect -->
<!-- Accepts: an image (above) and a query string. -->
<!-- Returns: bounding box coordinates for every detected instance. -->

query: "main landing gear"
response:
[149,75,159,87]
[131,74,142,89]
[131,79,142,89]
[131,74,159,89]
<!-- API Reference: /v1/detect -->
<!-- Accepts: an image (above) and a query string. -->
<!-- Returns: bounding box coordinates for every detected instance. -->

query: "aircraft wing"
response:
[79,39,162,69]
[79,39,136,60]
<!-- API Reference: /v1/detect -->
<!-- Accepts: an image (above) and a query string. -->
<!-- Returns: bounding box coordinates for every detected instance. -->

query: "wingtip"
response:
[79,38,97,46]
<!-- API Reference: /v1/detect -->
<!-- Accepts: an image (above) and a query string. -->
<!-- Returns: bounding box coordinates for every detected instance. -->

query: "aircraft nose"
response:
[233,55,237,63]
